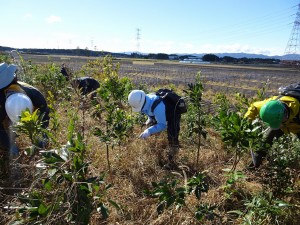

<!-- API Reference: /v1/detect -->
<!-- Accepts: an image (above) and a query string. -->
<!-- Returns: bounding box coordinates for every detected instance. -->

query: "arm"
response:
[144,102,167,135]
[244,103,260,120]
[244,98,273,121]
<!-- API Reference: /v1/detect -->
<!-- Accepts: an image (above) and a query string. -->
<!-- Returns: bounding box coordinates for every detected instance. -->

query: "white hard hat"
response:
[5,93,33,123]
[128,90,146,112]
[0,62,17,89]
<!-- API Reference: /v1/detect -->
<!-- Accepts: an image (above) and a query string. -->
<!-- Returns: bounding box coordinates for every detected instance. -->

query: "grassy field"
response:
[1,53,299,224]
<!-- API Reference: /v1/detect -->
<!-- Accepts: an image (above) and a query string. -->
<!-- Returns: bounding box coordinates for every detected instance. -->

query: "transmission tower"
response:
[136,28,141,54]
[91,37,94,51]
[283,4,300,63]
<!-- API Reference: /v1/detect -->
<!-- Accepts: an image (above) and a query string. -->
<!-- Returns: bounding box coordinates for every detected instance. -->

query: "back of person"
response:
[60,64,70,81]
[1,80,49,127]
[0,63,50,160]
[1,79,49,177]
[245,95,300,134]
[17,81,50,128]
[245,94,300,168]
[72,77,100,96]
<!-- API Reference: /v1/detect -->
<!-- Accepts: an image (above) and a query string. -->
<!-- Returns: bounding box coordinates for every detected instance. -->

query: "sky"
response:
[1,0,299,56]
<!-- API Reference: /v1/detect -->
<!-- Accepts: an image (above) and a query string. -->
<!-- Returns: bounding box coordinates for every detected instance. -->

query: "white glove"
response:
[145,117,153,126]
[139,130,151,139]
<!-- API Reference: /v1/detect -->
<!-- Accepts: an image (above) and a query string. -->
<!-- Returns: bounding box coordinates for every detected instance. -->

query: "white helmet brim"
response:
[0,63,17,89]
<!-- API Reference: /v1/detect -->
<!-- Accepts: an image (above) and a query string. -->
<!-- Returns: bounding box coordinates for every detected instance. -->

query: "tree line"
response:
[0,46,279,64]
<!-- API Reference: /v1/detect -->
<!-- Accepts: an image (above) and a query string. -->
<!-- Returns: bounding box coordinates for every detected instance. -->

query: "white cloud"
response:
[45,15,62,24]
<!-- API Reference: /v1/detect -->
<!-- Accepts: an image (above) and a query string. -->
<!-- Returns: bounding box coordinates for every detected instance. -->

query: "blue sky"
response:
[1,0,299,56]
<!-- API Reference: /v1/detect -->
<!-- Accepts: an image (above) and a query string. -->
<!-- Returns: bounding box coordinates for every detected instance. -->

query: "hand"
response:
[145,117,153,126]
[145,117,156,126]
[139,130,151,139]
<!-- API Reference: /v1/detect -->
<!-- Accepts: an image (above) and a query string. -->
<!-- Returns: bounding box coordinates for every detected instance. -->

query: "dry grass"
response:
[1,98,298,225]
[1,99,235,224]
[1,55,299,224]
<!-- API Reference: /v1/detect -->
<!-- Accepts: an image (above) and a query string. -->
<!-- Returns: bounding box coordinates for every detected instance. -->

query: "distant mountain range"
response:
[182,53,300,60]
[121,51,300,60]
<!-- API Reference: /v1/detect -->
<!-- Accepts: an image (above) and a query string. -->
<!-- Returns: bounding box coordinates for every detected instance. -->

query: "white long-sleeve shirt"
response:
[141,94,167,135]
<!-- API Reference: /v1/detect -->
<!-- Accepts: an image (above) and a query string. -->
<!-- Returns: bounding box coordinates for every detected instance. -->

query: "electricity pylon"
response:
[283,4,300,64]
[136,28,141,54]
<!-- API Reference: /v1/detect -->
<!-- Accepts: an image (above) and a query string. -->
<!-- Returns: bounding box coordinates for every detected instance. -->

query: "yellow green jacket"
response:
[244,96,300,134]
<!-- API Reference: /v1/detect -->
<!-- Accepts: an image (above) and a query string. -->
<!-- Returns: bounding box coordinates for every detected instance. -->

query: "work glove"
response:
[139,130,151,139]
[145,117,153,126]
[145,117,157,127]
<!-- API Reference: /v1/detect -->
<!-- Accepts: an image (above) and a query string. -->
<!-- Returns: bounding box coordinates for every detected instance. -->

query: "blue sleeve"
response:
[146,102,167,134]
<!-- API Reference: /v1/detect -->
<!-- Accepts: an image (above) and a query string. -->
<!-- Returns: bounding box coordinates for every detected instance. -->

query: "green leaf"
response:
[79,183,90,192]
[105,183,113,190]
[41,151,65,164]
[48,168,58,177]
[227,179,235,185]
[195,211,204,221]
[43,179,52,191]
[38,203,49,216]
[108,199,121,211]
[97,203,109,219]
[62,173,73,182]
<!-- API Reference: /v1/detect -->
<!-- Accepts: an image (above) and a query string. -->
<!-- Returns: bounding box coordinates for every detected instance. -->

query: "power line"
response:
[188,4,297,44]
[136,28,141,53]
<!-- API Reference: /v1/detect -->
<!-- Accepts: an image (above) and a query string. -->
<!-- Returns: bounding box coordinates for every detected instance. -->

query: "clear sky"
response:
[1,0,299,56]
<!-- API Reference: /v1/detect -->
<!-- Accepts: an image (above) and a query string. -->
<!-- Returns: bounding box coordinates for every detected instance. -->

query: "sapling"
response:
[92,56,133,170]
[185,72,207,167]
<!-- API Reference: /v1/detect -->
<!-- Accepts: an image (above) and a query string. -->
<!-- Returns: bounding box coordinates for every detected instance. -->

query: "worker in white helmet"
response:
[0,62,50,158]
[128,89,181,169]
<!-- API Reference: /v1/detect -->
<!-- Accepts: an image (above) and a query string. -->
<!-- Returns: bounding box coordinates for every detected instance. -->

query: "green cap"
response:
[259,100,285,129]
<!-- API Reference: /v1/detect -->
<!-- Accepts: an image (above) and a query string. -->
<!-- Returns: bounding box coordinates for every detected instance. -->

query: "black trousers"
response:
[164,100,181,146]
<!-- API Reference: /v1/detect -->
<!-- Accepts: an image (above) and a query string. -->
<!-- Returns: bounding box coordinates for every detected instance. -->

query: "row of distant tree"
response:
[0,46,280,64]
[135,52,280,64]
[202,54,280,64]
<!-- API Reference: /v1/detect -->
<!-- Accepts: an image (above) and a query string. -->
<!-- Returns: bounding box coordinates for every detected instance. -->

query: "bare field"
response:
[18,53,300,98]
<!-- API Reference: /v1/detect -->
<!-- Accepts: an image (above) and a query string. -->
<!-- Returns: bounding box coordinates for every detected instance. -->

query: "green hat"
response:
[259,100,285,129]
